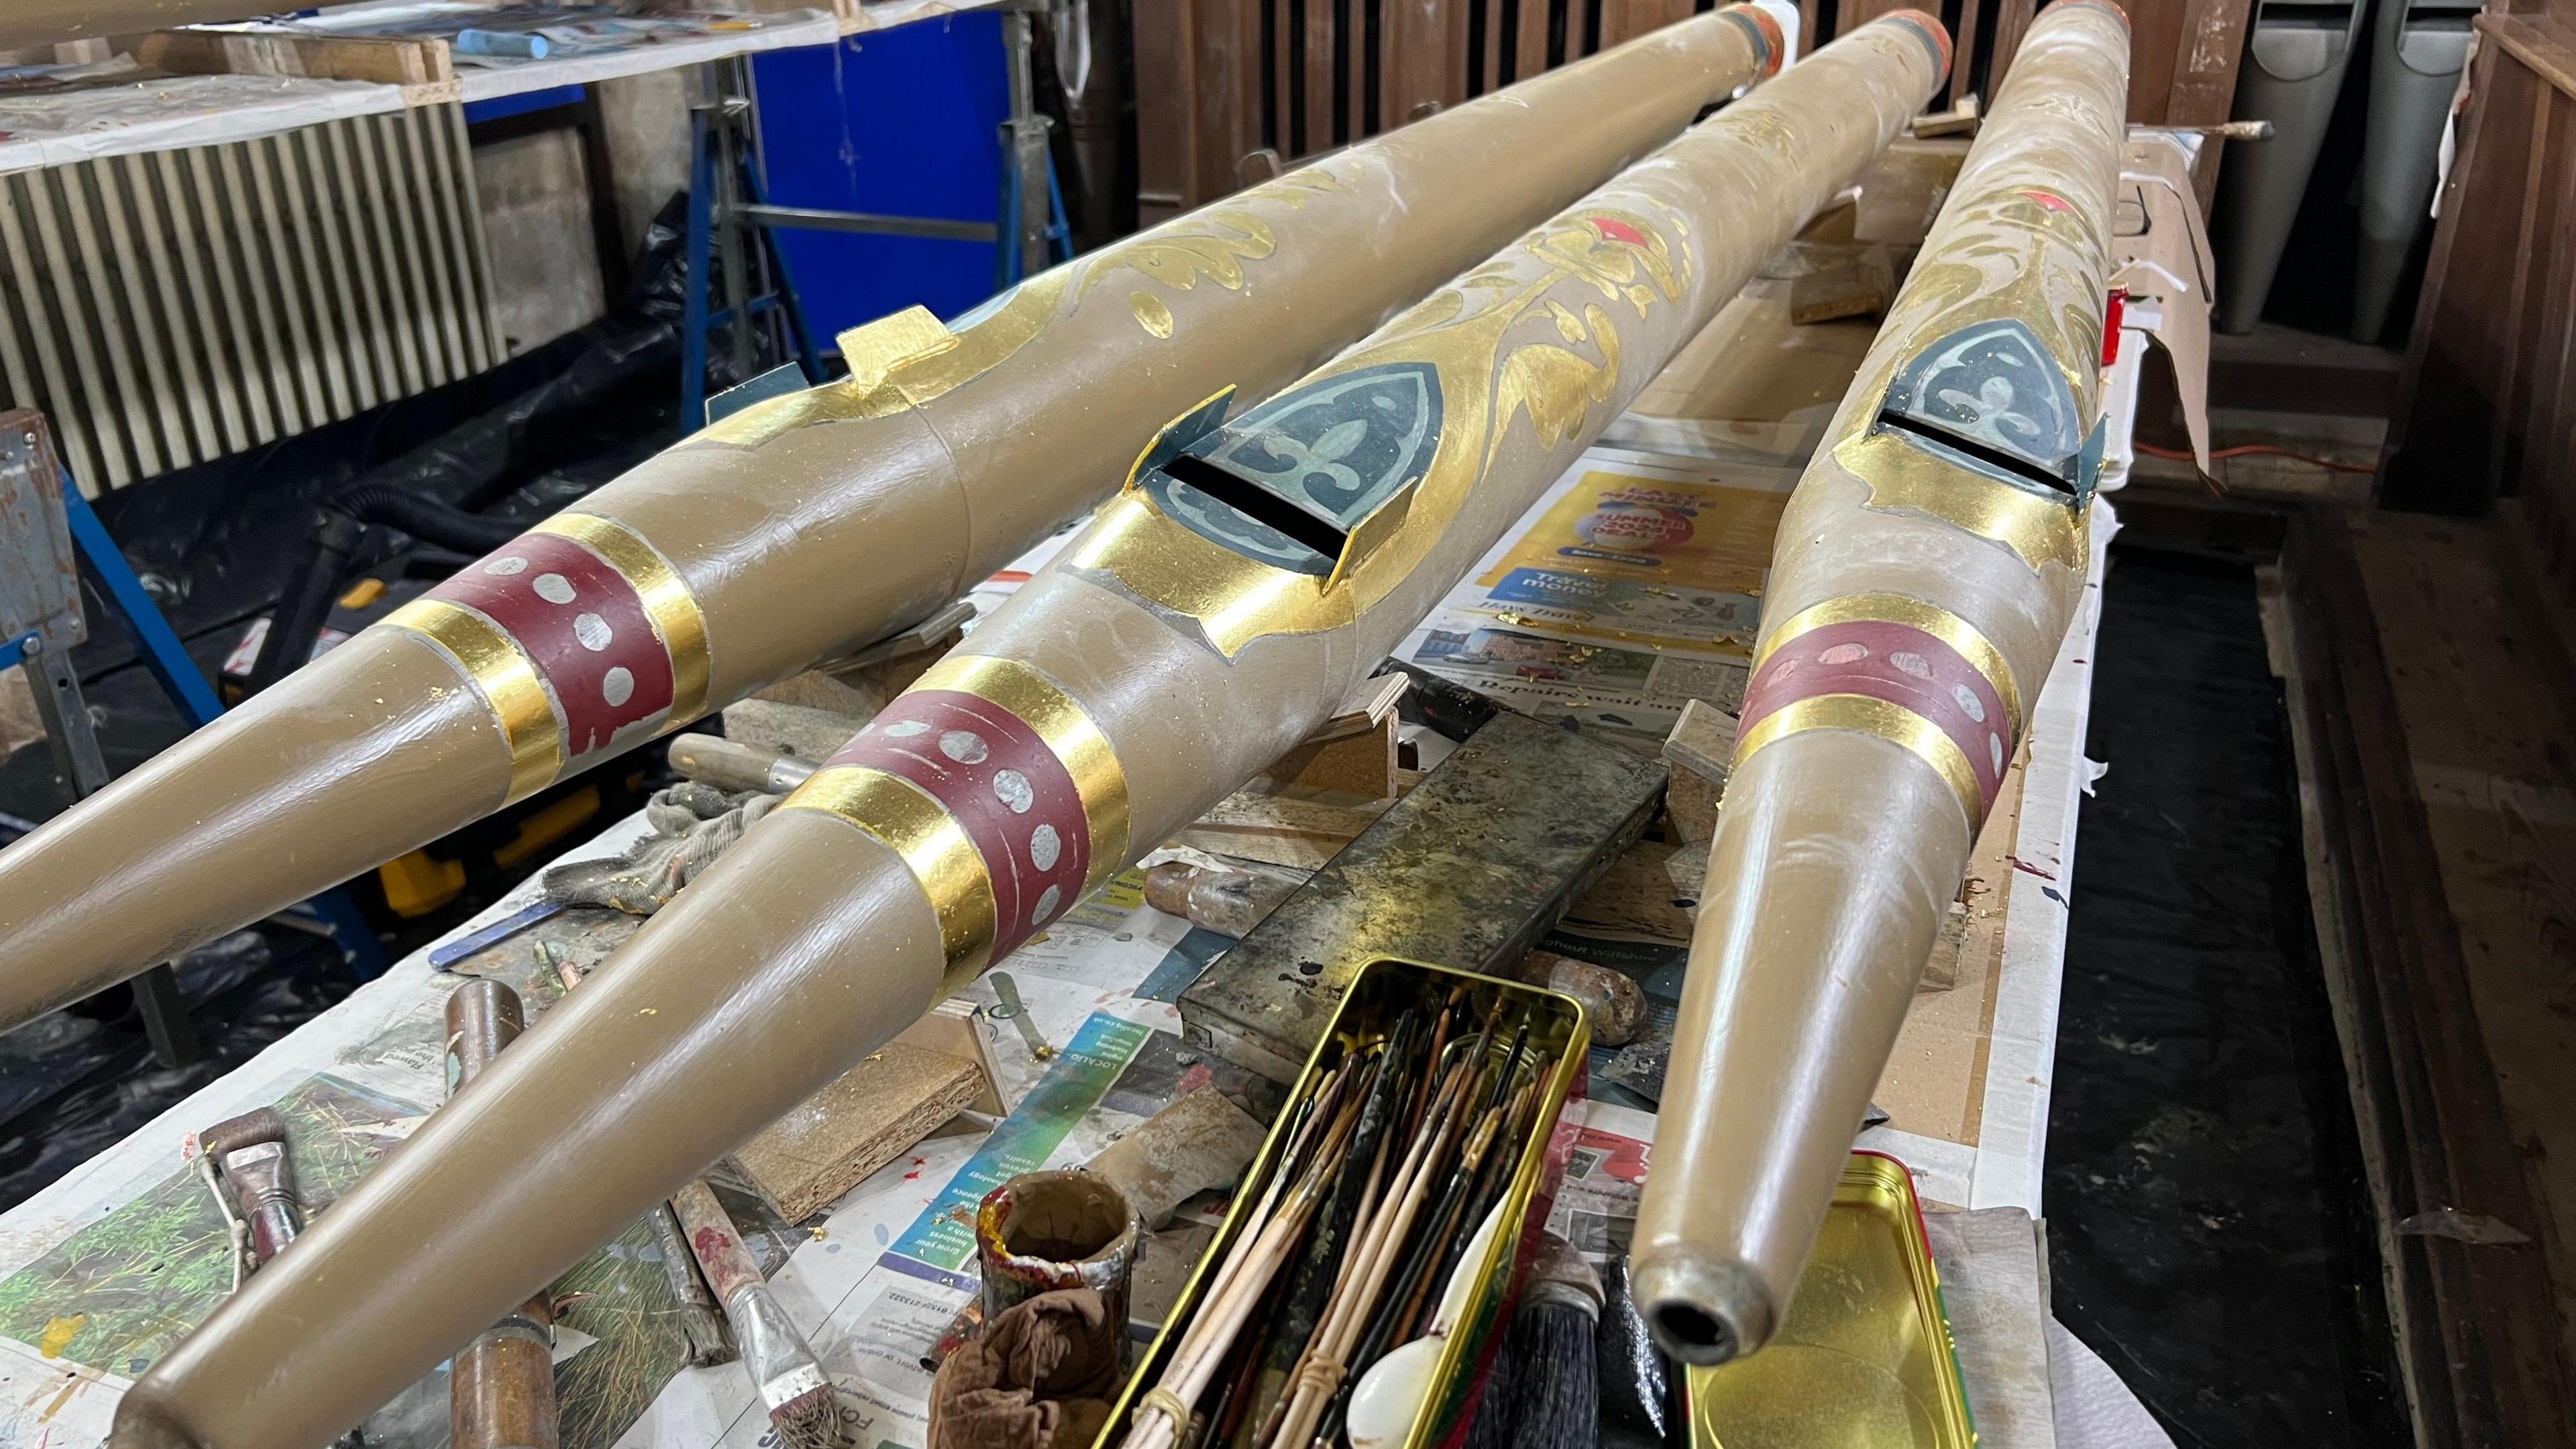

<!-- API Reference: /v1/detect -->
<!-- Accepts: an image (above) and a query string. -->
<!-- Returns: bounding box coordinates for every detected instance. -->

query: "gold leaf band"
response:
[531,512,712,724]
[1832,421,2089,576]
[1733,692,1984,826]
[383,598,563,804]
[914,654,1132,891]
[781,764,1000,991]
[1753,592,2023,733]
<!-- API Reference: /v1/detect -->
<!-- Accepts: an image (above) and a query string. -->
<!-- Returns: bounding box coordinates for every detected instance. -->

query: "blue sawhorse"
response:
[0,415,387,1067]
[677,11,1072,422]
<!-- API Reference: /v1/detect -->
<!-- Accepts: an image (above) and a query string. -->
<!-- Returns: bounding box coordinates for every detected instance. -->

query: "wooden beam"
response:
[2279,512,2576,1449]
[135,28,453,86]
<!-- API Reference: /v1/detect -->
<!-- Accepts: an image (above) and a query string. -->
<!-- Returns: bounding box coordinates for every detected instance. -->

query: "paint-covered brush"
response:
[668,1179,844,1449]
[195,1108,300,1274]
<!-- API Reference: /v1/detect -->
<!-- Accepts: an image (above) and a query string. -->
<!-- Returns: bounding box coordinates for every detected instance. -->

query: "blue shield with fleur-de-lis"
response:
[1146,362,1443,574]
[1878,319,2094,502]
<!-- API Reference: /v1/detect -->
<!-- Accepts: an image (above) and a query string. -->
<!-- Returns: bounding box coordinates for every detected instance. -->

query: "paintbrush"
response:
[1260,1062,1474,1449]
[1316,1104,1505,1448]
[444,980,563,1449]
[1463,1234,1602,1449]
[1231,1012,1418,1440]
[197,1107,302,1276]
[668,1179,844,1449]
[1119,1079,1368,1449]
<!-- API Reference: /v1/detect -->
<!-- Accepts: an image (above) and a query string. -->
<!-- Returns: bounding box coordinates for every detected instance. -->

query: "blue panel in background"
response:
[750,16,1009,343]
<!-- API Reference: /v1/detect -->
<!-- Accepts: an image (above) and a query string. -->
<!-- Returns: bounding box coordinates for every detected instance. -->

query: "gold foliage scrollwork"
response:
[1083,211,1278,296]
[1491,303,1621,462]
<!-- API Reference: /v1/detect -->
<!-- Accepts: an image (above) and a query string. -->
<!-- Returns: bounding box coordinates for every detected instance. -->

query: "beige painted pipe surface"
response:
[109,19,1948,1447]
[0,8,1786,1035]
[1627,0,2131,1367]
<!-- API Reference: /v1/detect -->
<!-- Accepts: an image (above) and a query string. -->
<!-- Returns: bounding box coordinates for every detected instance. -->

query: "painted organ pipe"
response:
[109,18,1951,1447]
[1628,0,2131,1368]
[0,5,1790,1034]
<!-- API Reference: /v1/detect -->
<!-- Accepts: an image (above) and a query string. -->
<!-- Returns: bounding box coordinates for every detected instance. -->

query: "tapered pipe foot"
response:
[1630,1250,1776,1366]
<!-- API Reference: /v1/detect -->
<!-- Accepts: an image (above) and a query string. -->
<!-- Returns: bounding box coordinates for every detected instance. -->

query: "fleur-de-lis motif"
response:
[1242,418,1371,509]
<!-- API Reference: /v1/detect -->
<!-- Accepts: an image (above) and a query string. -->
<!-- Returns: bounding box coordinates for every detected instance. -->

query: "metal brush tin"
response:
[1686,1151,1976,1449]
[1093,956,1590,1449]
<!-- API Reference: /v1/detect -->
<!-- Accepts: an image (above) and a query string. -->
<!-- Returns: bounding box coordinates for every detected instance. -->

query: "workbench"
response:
[0,139,2196,1447]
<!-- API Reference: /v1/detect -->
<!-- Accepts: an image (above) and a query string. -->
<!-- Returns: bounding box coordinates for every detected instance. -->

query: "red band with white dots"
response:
[1739,618,2012,810]
[830,689,1092,955]
[424,531,678,762]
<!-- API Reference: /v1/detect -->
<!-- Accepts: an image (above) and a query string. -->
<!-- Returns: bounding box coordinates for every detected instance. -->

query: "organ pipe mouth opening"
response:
[1156,453,1353,564]
[1877,407,2085,500]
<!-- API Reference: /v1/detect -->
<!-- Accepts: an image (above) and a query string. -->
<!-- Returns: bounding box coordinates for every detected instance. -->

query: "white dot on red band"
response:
[1892,651,1931,680]
[1032,885,1061,924]
[574,612,613,651]
[534,573,577,605]
[602,667,634,708]
[1029,824,1061,871]
[1819,642,1869,665]
[1953,684,1984,722]
[1988,735,2004,772]
[993,769,1033,813]
[885,719,930,738]
[939,730,989,764]
[483,555,529,576]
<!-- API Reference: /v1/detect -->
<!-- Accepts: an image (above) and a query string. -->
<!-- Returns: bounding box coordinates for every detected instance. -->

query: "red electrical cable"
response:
[2133,440,2376,475]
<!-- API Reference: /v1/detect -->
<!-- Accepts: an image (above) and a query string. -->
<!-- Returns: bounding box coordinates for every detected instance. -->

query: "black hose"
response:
[326,483,526,554]
[244,512,367,695]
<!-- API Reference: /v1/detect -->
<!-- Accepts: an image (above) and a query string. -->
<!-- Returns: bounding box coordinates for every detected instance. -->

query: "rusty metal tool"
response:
[445,979,562,1449]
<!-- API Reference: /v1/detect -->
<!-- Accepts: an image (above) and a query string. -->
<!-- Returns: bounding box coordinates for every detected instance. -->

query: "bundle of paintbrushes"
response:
[1106,959,1589,1449]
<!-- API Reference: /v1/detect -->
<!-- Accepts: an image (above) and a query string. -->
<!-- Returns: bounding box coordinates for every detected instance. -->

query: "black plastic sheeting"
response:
[64,196,710,696]
[0,199,702,818]
[0,926,356,1210]
[2050,545,2407,1447]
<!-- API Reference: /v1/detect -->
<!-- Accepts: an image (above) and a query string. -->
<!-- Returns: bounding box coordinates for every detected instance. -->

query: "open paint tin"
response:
[1687,1150,1976,1449]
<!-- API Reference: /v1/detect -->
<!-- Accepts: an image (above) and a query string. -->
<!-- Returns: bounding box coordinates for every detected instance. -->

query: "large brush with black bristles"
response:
[1466,1233,1603,1449]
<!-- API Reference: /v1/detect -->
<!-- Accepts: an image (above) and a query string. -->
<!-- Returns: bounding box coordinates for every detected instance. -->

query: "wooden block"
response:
[1269,715,1401,798]
[1856,138,1971,247]
[1172,788,1393,869]
[1564,838,1699,945]
[1306,672,1409,744]
[894,997,1005,1115]
[729,1041,985,1222]
[138,28,453,85]
[1919,898,1970,991]
[1789,245,1897,325]
[1911,93,1980,139]
[1661,698,1739,845]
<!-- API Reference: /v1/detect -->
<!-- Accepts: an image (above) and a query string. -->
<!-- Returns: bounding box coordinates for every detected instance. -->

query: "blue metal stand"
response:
[0,472,392,989]
[680,72,826,432]
[995,141,1077,290]
[680,11,1069,416]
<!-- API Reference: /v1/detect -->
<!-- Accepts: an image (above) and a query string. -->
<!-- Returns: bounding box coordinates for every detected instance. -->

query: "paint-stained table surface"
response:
[0,234,2148,1448]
